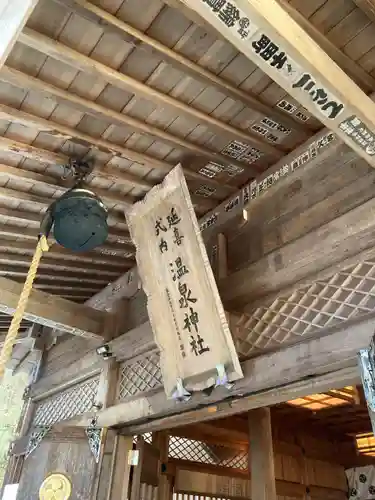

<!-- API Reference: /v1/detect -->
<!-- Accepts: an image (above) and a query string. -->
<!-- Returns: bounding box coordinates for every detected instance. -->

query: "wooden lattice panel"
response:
[169,436,248,470]
[117,352,163,400]
[233,260,375,357]
[33,377,99,426]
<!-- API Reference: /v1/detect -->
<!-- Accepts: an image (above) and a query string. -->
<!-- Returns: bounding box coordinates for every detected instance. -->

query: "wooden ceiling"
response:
[2,0,375,328]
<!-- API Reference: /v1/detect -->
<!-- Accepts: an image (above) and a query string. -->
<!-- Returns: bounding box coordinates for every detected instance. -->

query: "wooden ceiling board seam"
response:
[278,0,375,92]
[308,0,356,34]
[0,120,226,212]
[0,253,128,276]
[288,0,328,19]
[0,71,240,195]
[0,178,133,229]
[0,242,132,267]
[0,223,135,260]
[342,21,375,61]
[326,8,371,49]
[59,0,309,134]
[17,29,284,161]
[1,268,114,285]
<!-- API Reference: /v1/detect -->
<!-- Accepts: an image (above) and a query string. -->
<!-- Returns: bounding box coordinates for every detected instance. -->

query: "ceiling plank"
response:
[278,0,375,92]
[176,0,375,168]
[0,140,134,208]
[0,252,128,276]
[0,266,115,285]
[352,1,375,24]
[0,276,105,339]
[0,188,129,241]
[0,134,215,213]
[0,239,132,268]
[18,28,283,162]
[55,0,308,135]
[0,185,132,234]
[0,223,134,258]
[0,0,39,68]
[0,65,248,193]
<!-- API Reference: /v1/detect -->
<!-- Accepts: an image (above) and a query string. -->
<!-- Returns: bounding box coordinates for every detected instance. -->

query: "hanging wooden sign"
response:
[126,165,243,398]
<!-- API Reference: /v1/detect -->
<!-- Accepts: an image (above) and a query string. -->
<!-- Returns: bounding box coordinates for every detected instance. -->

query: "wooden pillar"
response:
[153,431,172,500]
[109,435,133,500]
[248,408,277,500]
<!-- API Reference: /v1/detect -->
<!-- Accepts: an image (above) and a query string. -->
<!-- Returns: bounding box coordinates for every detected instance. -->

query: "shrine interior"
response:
[3,0,375,499]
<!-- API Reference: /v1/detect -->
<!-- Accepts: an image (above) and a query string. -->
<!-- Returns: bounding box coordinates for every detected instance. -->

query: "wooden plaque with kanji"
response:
[126,165,243,398]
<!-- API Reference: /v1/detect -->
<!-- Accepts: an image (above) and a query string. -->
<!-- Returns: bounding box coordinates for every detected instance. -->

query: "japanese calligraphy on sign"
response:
[126,165,243,398]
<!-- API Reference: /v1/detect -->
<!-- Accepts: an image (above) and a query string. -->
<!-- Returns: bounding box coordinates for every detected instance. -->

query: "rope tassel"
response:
[0,235,49,380]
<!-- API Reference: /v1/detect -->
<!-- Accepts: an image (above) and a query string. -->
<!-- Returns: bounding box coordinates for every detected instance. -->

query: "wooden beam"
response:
[64,308,373,429]
[0,240,133,268]
[1,267,113,285]
[352,1,375,24]
[0,142,135,210]
[0,65,245,193]
[0,133,214,213]
[0,223,133,258]
[177,0,375,167]
[0,276,106,339]
[18,28,284,162]
[0,0,39,67]
[220,193,375,309]
[248,408,277,500]
[56,0,308,135]
[0,252,128,277]
[34,284,100,294]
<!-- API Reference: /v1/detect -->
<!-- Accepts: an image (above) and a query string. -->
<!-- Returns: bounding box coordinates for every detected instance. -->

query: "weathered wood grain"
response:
[0,276,106,339]
[64,309,371,430]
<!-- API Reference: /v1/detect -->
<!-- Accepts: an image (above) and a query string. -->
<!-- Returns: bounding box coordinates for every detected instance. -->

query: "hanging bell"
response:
[40,187,109,252]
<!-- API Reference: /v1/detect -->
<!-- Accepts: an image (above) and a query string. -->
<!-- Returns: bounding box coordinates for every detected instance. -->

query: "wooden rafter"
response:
[53,0,309,135]
[17,28,284,160]
[0,276,106,339]
[0,240,132,268]
[0,0,39,68]
[352,1,375,24]
[0,132,216,214]
[274,0,375,92]
[0,65,253,192]
[0,252,128,277]
[0,224,134,258]
[176,0,375,167]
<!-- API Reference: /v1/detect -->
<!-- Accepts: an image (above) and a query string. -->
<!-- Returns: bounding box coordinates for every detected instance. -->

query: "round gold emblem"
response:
[39,473,72,500]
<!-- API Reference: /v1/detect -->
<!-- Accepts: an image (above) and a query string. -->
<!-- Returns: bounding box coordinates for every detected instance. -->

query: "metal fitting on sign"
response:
[215,364,234,390]
[172,378,191,402]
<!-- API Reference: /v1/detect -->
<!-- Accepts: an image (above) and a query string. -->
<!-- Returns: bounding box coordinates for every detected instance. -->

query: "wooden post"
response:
[248,408,277,500]
[91,303,124,500]
[130,437,145,500]
[153,431,172,500]
[109,435,133,500]
[217,233,228,281]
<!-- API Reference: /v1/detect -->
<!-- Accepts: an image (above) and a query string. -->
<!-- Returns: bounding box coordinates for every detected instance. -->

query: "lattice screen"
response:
[33,377,99,426]
[169,436,247,470]
[117,352,163,400]
[233,260,375,357]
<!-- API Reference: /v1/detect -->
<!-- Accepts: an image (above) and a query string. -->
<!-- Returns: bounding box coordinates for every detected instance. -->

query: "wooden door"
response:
[16,429,96,500]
